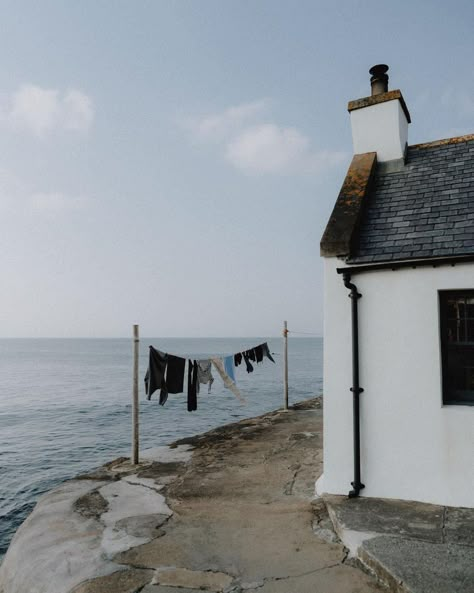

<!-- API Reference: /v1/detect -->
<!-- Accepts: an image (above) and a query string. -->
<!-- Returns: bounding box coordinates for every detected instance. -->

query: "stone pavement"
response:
[0,399,384,593]
[324,494,474,593]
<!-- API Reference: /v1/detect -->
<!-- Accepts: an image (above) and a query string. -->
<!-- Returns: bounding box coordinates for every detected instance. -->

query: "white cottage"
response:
[317,65,474,508]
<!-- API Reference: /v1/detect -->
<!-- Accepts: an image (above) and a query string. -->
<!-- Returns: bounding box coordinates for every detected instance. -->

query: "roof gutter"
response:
[337,254,474,276]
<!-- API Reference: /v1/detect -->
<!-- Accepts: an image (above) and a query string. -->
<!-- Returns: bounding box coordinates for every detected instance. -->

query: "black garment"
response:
[145,347,168,402]
[246,348,256,362]
[243,352,254,373]
[187,360,198,412]
[166,355,186,394]
[159,389,169,406]
[255,345,263,363]
[234,352,242,367]
[262,342,275,363]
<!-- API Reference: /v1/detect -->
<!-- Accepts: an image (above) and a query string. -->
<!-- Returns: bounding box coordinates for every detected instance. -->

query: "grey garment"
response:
[211,358,246,404]
[197,359,214,394]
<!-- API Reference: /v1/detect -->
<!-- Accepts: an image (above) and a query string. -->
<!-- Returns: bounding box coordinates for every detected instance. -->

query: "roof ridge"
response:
[410,134,474,150]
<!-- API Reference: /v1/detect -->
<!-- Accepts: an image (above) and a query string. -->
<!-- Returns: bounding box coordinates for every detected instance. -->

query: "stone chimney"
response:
[348,65,411,163]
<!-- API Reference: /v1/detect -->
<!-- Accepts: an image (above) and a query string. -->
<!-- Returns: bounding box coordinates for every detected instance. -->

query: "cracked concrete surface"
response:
[114,399,382,592]
[152,567,234,590]
[0,400,383,593]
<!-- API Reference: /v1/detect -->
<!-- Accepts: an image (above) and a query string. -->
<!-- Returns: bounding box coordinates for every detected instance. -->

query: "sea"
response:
[0,337,323,560]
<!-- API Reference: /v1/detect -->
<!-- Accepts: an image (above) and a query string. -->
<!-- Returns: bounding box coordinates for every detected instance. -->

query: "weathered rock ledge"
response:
[0,398,385,593]
[0,442,191,593]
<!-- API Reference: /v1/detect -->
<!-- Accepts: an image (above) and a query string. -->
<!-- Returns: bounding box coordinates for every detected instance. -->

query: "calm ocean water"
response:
[0,337,322,559]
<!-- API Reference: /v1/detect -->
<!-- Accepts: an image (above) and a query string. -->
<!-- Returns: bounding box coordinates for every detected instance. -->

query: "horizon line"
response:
[0,335,323,339]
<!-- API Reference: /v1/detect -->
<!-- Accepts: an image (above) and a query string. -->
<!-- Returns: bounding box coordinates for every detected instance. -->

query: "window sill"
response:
[442,402,474,408]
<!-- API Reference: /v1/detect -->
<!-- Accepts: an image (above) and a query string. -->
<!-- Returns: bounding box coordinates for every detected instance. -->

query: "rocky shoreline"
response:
[0,397,384,593]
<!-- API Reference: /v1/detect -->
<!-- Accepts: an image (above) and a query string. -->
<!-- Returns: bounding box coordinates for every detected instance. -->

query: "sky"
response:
[0,0,472,338]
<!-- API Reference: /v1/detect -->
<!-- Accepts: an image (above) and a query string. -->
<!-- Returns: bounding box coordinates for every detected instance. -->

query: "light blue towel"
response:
[223,355,236,383]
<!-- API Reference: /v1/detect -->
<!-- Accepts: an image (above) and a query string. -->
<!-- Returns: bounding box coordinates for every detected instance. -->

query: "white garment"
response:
[211,357,246,404]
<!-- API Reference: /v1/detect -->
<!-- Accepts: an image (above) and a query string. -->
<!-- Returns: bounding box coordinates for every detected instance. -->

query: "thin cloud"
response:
[0,168,88,216]
[0,84,94,136]
[182,99,267,142]
[184,101,346,176]
[61,90,94,132]
[226,123,346,175]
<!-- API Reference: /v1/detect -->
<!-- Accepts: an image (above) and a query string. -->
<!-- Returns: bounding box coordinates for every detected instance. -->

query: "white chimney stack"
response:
[349,65,411,163]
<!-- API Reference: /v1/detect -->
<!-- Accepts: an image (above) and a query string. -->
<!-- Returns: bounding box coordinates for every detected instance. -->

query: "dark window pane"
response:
[468,320,474,342]
[447,319,457,342]
[440,290,474,405]
[466,366,474,391]
[447,319,466,342]
[446,300,458,318]
[466,298,474,318]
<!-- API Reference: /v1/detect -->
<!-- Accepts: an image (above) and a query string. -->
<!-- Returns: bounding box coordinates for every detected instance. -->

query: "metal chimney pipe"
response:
[369,64,389,96]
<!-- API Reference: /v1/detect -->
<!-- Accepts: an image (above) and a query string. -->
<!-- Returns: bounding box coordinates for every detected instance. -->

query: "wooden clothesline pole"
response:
[283,320,289,411]
[132,324,140,465]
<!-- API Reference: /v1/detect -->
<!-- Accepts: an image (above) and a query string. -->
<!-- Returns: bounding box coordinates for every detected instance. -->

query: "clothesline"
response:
[143,345,276,360]
[130,324,291,465]
[144,341,275,412]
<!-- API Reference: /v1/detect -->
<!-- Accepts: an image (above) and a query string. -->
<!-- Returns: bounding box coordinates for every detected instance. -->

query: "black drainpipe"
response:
[342,272,365,498]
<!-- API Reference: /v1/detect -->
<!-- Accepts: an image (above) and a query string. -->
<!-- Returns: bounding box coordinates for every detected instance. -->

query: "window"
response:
[439,290,474,405]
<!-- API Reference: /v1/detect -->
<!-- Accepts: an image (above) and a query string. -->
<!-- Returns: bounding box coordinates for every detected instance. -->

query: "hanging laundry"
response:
[187,360,198,412]
[261,342,275,363]
[145,347,168,403]
[146,339,274,410]
[246,348,256,362]
[211,357,246,404]
[165,355,186,395]
[197,359,214,393]
[254,345,264,364]
[148,354,185,406]
[243,352,254,373]
[223,355,236,383]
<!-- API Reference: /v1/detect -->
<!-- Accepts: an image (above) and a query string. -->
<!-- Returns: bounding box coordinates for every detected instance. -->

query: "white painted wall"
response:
[319,257,474,508]
[350,100,408,162]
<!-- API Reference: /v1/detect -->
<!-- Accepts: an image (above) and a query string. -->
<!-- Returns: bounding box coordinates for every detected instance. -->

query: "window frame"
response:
[439,289,474,406]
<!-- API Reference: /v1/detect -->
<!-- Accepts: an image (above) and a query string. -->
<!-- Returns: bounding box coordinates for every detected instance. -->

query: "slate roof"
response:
[348,135,474,263]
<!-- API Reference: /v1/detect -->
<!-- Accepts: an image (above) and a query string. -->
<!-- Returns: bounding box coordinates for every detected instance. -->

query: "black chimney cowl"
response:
[369,64,389,96]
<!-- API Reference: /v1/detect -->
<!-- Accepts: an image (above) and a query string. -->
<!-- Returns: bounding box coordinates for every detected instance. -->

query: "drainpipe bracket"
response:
[348,481,366,498]
[350,387,364,394]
